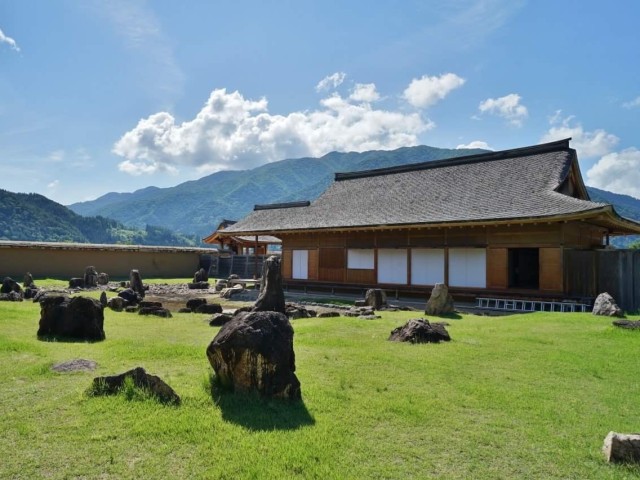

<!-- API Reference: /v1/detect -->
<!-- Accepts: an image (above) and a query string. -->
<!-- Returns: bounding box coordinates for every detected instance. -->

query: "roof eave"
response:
[218,206,631,237]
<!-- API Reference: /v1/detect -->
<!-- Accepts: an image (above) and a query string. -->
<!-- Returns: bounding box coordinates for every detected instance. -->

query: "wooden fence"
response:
[565,249,640,311]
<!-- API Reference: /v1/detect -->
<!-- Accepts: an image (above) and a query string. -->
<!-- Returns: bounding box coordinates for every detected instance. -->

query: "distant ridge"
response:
[68,145,488,236]
[0,189,199,246]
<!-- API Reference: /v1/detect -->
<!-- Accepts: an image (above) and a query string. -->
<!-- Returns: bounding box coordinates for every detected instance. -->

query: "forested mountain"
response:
[587,186,640,247]
[69,145,487,237]
[0,189,200,246]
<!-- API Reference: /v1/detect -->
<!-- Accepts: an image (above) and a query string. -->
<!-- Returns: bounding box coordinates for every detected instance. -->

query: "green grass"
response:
[2,295,640,479]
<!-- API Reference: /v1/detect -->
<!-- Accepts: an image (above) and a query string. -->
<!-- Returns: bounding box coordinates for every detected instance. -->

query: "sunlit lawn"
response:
[1,283,640,479]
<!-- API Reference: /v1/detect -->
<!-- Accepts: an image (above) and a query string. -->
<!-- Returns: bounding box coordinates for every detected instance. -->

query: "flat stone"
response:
[603,432,640,463]
[52,359,97,373]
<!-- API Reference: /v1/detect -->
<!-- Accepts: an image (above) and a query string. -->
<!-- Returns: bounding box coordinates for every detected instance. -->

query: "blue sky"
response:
[1,0,639,205]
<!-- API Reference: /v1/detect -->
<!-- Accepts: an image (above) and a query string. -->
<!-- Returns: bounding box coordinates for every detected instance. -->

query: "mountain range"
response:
[0,189,200,246]
[69,145,488,238]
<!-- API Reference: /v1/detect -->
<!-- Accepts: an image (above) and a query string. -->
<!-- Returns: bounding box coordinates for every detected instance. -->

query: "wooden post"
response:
[254,235,259,279]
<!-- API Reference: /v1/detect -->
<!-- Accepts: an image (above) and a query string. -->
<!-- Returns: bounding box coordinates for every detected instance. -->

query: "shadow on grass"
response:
[37,335,105,343]
[208,374,315,431]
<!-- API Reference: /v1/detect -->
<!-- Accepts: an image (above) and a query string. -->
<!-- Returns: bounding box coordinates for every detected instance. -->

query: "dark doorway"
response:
[508,248,539,289]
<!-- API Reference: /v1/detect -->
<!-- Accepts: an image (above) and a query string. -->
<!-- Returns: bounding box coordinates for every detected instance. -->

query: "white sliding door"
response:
[411,248,445,285]
[347,249,374,270]
[449,248,486,288]
[292,250,308,279]
[377,249,407,284]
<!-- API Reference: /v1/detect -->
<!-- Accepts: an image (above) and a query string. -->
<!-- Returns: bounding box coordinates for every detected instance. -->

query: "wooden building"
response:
[217,139,640,300]
[203,219,281,255]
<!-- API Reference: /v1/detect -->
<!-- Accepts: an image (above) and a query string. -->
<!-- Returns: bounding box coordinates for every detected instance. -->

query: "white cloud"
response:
[540,112,619,158]
[47,180,60,189]
[0,27,19,52]
[316,72,346,92]
[586,148,640,199]
[623,96,640,109]
[113,86,433,175]
[48,150,65,162]
[456,140,492,150]
[403,73,465,109]
[349,83,380,103]
[478,93,528,127]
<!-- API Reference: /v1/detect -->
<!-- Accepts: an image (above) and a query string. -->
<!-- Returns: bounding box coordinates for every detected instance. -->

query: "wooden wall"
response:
[278,222,607,297]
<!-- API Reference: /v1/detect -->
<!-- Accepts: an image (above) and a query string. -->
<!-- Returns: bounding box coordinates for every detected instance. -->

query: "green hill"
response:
[69,145,487,237]
[0,189,200,246]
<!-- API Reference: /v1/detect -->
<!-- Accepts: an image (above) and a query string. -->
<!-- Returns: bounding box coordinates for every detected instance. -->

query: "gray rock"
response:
[188,281,210,290]
[97,273,109,285]
[592,292,624,317]
[186,298,207,312]
[317,311,341,318]
[209,313,233,326]
[220,284,244,299]
[84,266,98,288]
[37,295,105,341]
[196,303,223,314]
[364,289,387,310]
[177,307,193,313]
[129,269,145,298]
[23,272,34,288]
[99,291,107,307]
[107,296,126,312]
[252,255,285,314]
[90,367,180,405]
[69,277,85,289]
[425,283,455,316]
[358,314,381,320]
[138,307,172,318]
[389,318,451,344]
[215,279,228,292]
[2,277,22,294]
[206,310,300,399]
[613,320,640,329]
[603,432,640,463]
[52,359,97,373]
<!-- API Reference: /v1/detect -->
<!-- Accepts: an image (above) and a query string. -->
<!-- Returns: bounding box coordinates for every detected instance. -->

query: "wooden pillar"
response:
[254,235,259,279]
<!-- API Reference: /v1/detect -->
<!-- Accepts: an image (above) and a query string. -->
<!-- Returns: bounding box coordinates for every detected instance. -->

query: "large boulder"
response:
[206,310,301,399]
[37,295,105,341]
[603,432,640,463]
[425,283,455,315]
[592,292,624,317]
[1,277,22,294]
[252,255,285,314]
[389,318,451,344]
[89,367,180,405]
[97,273,110,285]
[0,291,23,302]
[364,289,387,310]
[129,269,145,298]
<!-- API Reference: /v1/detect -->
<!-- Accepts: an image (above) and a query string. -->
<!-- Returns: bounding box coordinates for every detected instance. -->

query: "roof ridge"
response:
[254,200,311,211]
[334,138,572,181]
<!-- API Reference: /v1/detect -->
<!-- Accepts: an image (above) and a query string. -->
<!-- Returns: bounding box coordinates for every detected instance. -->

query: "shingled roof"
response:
[221,139,640,235]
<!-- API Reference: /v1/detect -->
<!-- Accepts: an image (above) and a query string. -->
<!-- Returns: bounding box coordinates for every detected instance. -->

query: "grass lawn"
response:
[1,286,640,479]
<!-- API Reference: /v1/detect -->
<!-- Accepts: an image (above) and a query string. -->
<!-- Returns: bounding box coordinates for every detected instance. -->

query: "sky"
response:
[1,0,639,205]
